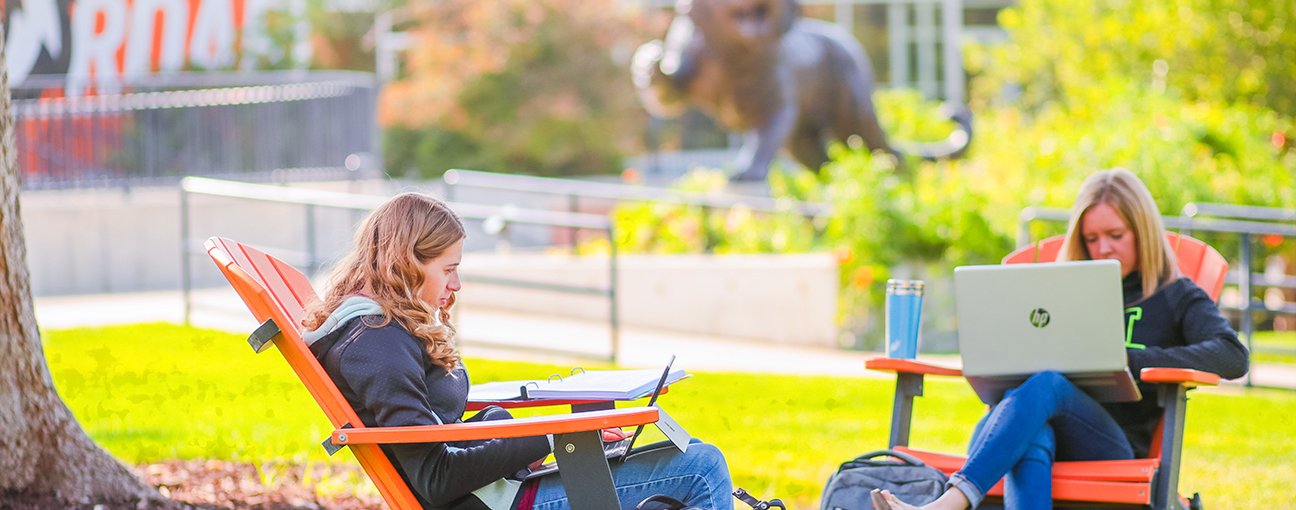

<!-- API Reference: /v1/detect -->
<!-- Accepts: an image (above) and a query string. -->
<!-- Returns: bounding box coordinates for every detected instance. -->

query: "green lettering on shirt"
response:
[1124,307,1146,349]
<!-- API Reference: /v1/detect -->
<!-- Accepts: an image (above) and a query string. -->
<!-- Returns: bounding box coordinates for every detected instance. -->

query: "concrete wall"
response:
[457,252,841,347]
[20,182,400,296]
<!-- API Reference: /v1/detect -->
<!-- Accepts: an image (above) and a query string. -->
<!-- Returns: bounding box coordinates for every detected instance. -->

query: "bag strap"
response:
[733,488,786,510]
[840,449,929,471]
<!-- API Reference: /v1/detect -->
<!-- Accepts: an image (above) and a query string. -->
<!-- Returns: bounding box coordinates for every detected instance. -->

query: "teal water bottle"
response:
[885,280,924,358]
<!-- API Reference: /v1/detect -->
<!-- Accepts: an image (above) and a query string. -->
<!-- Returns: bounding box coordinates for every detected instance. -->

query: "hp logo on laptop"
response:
[1030,308,1051,328]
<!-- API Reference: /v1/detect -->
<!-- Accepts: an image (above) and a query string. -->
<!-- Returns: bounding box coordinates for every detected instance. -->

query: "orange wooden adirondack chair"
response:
[206,236,660,510]
[866,233,1228,510]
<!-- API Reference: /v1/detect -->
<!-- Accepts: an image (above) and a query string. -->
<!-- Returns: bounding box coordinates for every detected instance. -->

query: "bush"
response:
[610,169,822,255]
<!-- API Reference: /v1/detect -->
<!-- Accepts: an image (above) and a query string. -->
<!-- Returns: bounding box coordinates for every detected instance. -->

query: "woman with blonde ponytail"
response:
[303,193,733,510]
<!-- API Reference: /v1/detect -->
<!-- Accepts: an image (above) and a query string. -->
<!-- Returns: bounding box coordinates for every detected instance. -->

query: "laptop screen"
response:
[954,260,1128,377]
[620,354,675,461]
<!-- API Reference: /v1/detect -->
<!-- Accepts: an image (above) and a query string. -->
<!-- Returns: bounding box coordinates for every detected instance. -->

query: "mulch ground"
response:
[0,460,388,510]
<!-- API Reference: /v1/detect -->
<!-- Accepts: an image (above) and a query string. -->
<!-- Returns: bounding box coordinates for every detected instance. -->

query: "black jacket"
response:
[1101,272,1249,457]
[310,316,550,510]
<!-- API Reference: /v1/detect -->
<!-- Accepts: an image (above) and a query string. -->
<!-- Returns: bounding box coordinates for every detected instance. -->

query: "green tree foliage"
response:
[977,0,1296,118]
[961,0,1296,243]
[380,0,656,178]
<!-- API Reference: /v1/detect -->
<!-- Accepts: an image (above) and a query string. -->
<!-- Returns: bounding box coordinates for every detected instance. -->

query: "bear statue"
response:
[632,0,972,181]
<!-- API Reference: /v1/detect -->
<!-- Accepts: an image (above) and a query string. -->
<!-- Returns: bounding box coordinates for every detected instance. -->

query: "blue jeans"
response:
[532,438,733,510]
[949,371,1134,509]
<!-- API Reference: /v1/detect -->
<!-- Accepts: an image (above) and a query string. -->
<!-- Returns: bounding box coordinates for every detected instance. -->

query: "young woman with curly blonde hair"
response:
[302,193,733,510]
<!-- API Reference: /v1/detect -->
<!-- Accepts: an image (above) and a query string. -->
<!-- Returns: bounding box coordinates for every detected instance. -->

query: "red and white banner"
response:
[4,0,311,96]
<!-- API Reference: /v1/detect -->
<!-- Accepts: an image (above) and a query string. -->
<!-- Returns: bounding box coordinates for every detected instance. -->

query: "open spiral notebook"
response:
[468,368,690,401]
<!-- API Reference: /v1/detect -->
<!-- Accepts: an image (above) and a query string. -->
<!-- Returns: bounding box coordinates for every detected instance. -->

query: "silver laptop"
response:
[954,260,1141,405]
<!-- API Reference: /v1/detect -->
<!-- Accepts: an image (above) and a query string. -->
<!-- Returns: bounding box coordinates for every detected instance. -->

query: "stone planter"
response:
[456,252,840,347]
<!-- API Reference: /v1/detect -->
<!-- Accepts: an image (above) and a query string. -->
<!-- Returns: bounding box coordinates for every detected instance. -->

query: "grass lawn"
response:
[44,323,1295,509]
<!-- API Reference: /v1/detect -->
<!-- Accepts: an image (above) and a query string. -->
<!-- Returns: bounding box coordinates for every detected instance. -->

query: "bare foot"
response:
[870,489,893,510]
[871,488,970,510]
[871,489,923,510]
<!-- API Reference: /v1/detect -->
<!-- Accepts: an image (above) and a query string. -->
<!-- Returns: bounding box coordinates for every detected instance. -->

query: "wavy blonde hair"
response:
[1058,168,1180,298]
[304,193,466,371]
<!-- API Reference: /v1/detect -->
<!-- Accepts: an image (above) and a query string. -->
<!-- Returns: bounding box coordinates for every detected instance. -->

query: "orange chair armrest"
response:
[332,407,659,445]
[865,357,963,377]
[1139,368,1219,387]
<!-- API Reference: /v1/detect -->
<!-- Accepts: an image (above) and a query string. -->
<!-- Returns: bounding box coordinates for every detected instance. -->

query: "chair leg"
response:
[888,373,925,448]
[1152,383,1189,510]
[553,430,621,510]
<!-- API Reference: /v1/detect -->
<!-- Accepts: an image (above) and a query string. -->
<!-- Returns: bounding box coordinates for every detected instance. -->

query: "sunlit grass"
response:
[44,323,1296,509]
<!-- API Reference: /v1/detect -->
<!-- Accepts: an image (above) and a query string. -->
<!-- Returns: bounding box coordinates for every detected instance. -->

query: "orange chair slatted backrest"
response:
[1000,237,1067,265]
[1164,232,1229,301]
[1001,233,1227,302]
[205,237,424,510]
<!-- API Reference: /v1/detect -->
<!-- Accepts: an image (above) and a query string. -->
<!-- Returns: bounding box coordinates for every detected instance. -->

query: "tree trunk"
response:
[0,30,162,505]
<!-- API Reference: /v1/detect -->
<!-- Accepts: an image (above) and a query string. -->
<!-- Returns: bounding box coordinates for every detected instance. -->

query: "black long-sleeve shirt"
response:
[1102,272,1249,457]
[310,317,551,510]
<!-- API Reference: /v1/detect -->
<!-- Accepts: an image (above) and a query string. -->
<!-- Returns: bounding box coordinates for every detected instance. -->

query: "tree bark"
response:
[0,30,162,505]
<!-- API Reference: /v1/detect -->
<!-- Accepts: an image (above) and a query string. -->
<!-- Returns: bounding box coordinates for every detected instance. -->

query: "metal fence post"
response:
[835,0,854,35]
[1179,204,1196,238]
[888,1,909,89]
[181,186,192,327]
[915,1,938,98]
[570,194,580,251]
[1016,210,1032,249]
[306,203,318,276]
[608,223,620,364]
[700,205,713,253]
[941,0,964,105]
[1239,232,1253,387]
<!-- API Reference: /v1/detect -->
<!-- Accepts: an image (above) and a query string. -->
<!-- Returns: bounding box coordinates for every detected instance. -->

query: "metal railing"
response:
[1180,203,1296,378]
[179,177,622,362]
[1018,205,1296,387]
[442,168,833,251]
[13,71,379,190]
